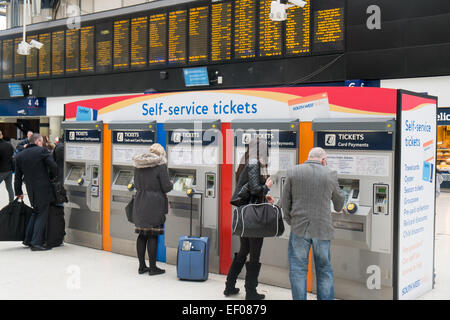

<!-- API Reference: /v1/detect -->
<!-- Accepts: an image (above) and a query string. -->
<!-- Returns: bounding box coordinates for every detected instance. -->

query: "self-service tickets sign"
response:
[397,91,437,300]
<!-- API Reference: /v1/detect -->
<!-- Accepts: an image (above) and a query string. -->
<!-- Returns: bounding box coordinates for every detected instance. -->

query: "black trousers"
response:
[25,202,50,246]
[236,237,264,263]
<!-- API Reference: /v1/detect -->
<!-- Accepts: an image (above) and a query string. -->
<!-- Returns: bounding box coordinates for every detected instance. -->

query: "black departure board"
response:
[52,31,65,76]
[235,0,256,59]
[96,21,113,73]
[38,33,51,77]
[259,0,282,57]
[2,39,13,80]
[211,2,232,62]
[286,0,310,55]
[189,6,209,63]
[149,13,167,65]
[313,0,345,53]
[26,35,38,78]
[114,19,130,69]
[80,26,95,73]
[65,29,80,73]
[168,10,187,64]
[14,38,25,79]
[131,16,148,68]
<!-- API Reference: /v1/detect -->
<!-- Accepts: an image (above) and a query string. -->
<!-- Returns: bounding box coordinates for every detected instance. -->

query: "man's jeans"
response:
[288,232,334,300]
[0,171,14,203]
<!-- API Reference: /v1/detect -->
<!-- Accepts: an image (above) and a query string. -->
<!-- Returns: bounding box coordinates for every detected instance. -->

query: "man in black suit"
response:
[0,130,15,203]
[14,133,58,251]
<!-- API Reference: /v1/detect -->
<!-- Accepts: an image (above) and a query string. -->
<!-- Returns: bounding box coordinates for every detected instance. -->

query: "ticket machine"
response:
[62,121,103,249]
[109,121,157,256]
[164,121,221,273]
[231,119,299,288]
[312,118,396,299]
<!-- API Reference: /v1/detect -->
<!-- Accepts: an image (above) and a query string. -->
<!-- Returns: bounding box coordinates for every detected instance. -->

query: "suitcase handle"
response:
[187,188,204,238]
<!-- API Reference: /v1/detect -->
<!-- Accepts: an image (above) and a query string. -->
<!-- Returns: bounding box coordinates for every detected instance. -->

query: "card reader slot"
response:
[112,195,132,203]
[332,220,364,232]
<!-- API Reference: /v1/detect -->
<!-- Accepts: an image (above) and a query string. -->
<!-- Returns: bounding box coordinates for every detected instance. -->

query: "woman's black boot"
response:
[224,254,246,296]
[244,262,265,300]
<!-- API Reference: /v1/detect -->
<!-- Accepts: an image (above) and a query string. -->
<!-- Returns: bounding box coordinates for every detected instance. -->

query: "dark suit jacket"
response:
[14,144,58,208]
[53,142,65,184]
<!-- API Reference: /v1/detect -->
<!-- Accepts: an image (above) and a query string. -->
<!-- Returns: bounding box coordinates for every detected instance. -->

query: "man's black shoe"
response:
[30,245,52,251]
[22,241,31,247]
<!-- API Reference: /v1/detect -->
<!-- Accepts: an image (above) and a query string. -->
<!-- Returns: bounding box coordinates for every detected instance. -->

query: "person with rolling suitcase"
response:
[177,188,210,281]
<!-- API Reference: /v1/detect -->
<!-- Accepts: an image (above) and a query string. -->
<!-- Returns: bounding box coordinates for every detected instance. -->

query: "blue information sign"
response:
[183,67,209,87]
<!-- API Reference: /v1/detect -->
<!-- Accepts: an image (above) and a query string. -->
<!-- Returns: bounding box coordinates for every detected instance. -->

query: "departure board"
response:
[65,29,80,73]
[131,16,148,68]
[286,0,310,55]
[235,0,256,60]
[149,13,167,65]
[96,21,113,73]
[13,38,25,79]
[26,35,38,78]
[189,6,208,63]
[114,19,130,69]
[313,0,345,53]
[259,0,282,57]
[211,2,232,62]
[52,31,65,76]
[38,33,51,77]
[2,39,13,80]
[80,26,95,73]
[168,10,187,64]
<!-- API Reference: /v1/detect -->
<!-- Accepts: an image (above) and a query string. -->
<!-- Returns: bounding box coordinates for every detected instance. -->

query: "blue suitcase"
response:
[176,191,210,281]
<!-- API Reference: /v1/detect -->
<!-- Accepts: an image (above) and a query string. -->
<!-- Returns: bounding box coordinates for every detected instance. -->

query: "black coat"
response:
[0,139,14,172]
[232,158,269,205]
[53,142,65,184]
[14,144,58,208]
[132,153,173,229]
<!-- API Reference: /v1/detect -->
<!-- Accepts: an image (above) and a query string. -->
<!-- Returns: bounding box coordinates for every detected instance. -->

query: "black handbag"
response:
[230,183,250,206]
[125,197,134,223]
[0,199,34,241]
[51,181,68,204]
[232,202,285,238]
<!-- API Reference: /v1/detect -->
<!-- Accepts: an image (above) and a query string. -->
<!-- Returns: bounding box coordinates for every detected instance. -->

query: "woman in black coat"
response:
[224,138,273,300]
[132,143,173,275]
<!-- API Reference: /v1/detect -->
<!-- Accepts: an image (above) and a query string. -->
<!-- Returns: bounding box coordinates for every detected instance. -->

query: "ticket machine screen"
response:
[173,174,195,193]
[68,166,85,181]
[115,170,133,186]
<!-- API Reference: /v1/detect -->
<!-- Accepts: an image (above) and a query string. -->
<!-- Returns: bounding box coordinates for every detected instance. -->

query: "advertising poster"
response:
[397,91,437,300]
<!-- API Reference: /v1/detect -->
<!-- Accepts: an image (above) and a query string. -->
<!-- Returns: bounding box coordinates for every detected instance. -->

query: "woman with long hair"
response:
[224,137,273,300]
[132,143,173,275]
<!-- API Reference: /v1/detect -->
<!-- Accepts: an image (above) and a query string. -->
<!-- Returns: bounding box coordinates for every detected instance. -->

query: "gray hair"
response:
[29,133,43,144]
[308,147,327,160]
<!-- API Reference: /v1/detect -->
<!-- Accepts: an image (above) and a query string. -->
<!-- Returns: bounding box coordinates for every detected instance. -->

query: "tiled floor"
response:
[1,181,449,300]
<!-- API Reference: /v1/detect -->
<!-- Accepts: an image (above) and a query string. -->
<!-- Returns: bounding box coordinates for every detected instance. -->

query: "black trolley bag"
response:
[46,204,66,248]
[0,199,33,241]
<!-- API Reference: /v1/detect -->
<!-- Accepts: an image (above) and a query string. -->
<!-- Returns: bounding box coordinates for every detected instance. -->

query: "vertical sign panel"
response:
[397,92,437,300]
[131,16,148,69]
[235,0,256,60]
[168,10,187,65]
[26,35,39,78]
[52,30,65,76]
[39,33,51,77]
[211,2,232,62]
[114,19,130,70]
[80,26,95,73]
[96,21,113,73]
[189,6,209,63]
[313,0,345,53]
[14,37,25,79]
[259,0,282,57]
[286,0,310,55]
[2,39,13,80]
[149,13,167,65]
[66,28,80,74]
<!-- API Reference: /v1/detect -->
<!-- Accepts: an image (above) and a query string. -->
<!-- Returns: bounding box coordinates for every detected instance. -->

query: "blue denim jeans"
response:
[288,233,334,300]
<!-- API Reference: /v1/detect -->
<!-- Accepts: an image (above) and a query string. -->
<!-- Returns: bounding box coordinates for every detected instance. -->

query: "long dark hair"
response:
[235,137,269,183]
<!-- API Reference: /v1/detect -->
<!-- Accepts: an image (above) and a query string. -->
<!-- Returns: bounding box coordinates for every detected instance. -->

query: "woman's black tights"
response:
[236,237,264,263]
[136,234,158,269]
